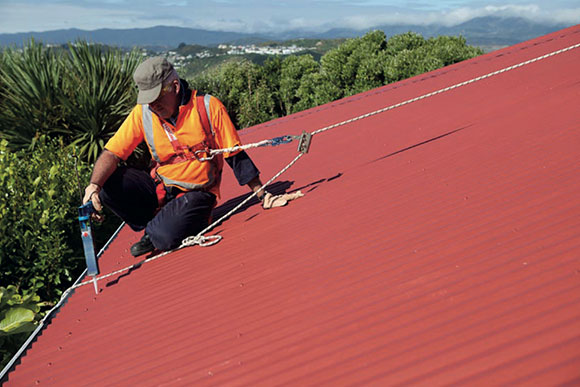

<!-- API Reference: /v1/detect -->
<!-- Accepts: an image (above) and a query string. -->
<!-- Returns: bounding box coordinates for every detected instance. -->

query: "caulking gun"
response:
[78,201,99,294]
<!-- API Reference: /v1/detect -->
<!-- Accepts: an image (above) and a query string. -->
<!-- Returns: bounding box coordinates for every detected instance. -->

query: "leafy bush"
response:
[0,285,45,369]
[0,137,119,303]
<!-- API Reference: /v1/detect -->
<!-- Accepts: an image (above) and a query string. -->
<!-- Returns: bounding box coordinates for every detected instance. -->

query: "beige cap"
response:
[133,57,175,104]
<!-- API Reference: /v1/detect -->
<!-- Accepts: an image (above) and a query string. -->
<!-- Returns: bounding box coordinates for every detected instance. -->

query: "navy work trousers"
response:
[99,167,216,251]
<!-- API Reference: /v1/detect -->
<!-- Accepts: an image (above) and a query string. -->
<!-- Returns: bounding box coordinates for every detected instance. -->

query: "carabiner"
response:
[194,148,215,162]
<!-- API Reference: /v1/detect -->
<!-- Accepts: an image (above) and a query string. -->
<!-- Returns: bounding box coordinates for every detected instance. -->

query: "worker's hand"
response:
[262,191,304,209]
[83,183,104,222]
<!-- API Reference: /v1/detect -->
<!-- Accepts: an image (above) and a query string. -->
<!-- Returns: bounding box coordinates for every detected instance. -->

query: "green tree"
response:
[318,30,388,101]
[425,35,483,65]
[280,55,319,114]
[188,30,482,126]
[191,59,280,128]
[259,56,284,117]
[195,60,256,128]
[238,80,278,128]
[385,31,426,55]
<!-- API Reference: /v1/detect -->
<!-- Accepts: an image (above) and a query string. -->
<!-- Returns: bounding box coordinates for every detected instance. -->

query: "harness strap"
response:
[196,94,223,187]
[161,122,191,159]
[197,95,213,138]
[149,92,217,206]
[156,94,215,166]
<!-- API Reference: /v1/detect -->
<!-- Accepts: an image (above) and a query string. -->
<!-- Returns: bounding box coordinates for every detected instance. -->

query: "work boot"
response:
[131,233,155,257]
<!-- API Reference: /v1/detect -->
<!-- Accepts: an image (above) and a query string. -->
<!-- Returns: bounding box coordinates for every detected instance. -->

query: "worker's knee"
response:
[146,190,215,251]
[100,167,158,231]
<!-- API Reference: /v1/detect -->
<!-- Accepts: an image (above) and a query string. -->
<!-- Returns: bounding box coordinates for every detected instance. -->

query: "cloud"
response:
[0,2,148,32]
[0,1,578,34]
[338,4,579,30]
[189,3,580,33]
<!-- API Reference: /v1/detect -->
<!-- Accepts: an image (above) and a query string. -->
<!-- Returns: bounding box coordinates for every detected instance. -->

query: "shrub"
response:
[63,41,141,162]
[0,40,141,163]
[0,137,119,303]
[0,285,45,369]
[0,40,68,150]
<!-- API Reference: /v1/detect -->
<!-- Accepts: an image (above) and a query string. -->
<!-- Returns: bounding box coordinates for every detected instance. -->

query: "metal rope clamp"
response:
[297,131,312,154]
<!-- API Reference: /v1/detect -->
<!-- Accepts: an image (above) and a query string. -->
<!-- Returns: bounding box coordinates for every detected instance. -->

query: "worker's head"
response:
[133,56,181,119]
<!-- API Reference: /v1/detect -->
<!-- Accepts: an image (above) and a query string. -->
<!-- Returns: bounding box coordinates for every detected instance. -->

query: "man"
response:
[83,57,266,257]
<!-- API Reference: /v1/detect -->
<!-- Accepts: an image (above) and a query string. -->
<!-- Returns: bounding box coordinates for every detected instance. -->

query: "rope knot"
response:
[182,234,222,248]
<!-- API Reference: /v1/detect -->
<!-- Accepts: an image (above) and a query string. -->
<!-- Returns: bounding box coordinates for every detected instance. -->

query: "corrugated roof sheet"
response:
[5,25,580,385]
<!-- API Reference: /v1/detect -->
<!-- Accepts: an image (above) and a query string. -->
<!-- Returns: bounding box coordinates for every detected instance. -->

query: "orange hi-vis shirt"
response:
[105,91,242,198]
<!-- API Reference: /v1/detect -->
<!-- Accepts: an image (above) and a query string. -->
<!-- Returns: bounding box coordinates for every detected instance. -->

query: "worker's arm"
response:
[82,149,121,211]
[225,151,304,208]
[225,150,266,198]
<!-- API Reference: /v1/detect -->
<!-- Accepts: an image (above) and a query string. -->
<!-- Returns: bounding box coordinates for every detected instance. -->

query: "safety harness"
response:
[145,94,223,206]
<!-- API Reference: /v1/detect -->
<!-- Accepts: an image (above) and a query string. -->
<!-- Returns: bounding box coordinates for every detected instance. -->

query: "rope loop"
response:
[182,234,222,247]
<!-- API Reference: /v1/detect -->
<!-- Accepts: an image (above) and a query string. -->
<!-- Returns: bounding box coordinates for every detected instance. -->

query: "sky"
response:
[0,0,579,34]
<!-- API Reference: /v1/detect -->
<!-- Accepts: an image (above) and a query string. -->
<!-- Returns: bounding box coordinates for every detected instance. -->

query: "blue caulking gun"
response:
[73,152,100,294]
[78,201,99,294]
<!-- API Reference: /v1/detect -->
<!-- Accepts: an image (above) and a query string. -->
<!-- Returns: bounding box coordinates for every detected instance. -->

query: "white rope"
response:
[70,40,580,291]
[212,139,273,155]
[211,139,272,155]
[71,152,305,290]
[202,41,580,156]
[181,152,304,248]
[311,41,580,136]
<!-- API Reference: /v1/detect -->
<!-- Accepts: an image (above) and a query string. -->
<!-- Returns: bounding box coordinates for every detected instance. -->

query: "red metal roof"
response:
[5,25,580,385]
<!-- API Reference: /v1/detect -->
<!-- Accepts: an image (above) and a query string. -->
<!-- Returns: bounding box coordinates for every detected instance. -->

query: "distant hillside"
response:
[0,26,259,49]
[0,17,570,49]
[438,16,568,45]
[320,17,567,47]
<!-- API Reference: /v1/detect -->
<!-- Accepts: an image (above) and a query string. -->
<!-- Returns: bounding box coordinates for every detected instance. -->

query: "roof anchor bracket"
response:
[297,131,312,154]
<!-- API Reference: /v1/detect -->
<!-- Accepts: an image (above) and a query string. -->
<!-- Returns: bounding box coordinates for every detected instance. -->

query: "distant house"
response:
[3,25,580,385]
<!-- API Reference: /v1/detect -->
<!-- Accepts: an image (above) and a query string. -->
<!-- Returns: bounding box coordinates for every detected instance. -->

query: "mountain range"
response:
[0,17,570,49]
